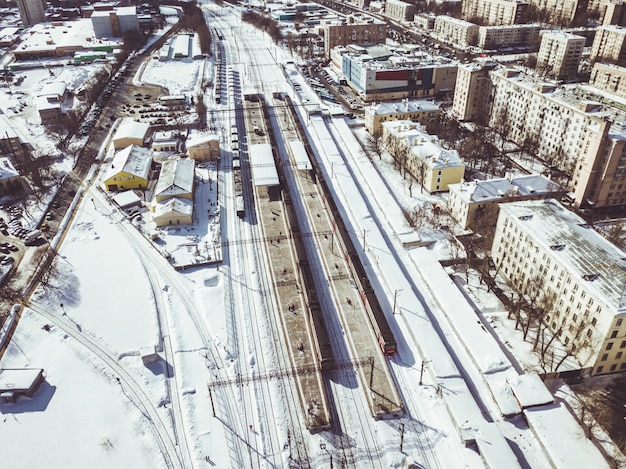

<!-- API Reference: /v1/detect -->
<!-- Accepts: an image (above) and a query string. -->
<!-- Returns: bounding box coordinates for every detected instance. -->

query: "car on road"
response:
[1,256,14,265]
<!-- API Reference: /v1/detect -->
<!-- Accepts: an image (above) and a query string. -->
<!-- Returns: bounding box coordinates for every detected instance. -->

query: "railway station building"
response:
[491,199,626,376]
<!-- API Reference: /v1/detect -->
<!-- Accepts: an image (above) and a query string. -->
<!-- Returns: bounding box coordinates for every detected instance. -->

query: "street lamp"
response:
[393,289,403,315]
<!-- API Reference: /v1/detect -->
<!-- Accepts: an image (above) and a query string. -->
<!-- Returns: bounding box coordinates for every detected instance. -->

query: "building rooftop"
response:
[154,197,193,217]
[113,119,150,143]
[436,15,477,27]
[449,174,561,203]
[106,145,151,180]
[344,44,456,70]
[368,99,439,116]
[500,199,626,321]
[0,157,19,181]
[0,368,43,393]
[154,158,194,198]
[249,143,279,187]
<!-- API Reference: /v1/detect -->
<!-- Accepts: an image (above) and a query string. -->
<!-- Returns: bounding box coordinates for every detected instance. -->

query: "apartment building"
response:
[385,0,415,21]
[478,24,542,50]
[536,31,585,80]
[415,13,436,30]
[603,0,626,26]
[489,68,626,209]
[322,15,387,58]
[91,7,140,39]
[16,0,46,27]
[447,174,562,232]
[462,0,528,25]
[491,199,626,376]
[589,62,626,99]
[382,120,465,192]
[339,45,458,102]
[590,25,626,63]
[365,99,441,135]
[434,16,479,49]
[452,61,497,121]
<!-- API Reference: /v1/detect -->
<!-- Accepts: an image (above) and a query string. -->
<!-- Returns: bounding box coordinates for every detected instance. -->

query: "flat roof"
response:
[288,140,311,171]
[0,368,43,392]
[449,174,561,203]
[249,143,279,187]
[114,119,150,142]
[509,374,554,409]
[369,99,439,116]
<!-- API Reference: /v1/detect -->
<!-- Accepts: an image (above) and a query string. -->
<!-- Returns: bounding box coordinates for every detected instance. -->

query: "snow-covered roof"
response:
[154,158,194,198]
[449,174,561,203]
[92,6,136,17]
[509,374,554,409]
[35,96,62,111]
[111,190,141,209]
[113,119,150,143]
[186,133,219,148]
[38,81,66,99]
[288,140,311,171]
[500,199,626,317]
[0,157,19,180]
[0,368,43,392]
[523,403,611,469]
[154,197,193,217]
[106,145,152,180]
[368,99,439,116]
[249,143,279,187]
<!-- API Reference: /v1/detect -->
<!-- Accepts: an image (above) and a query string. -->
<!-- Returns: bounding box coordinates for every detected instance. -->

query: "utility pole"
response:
[208,385,216,417]
[419,360,429,386]
[393,289,403,315]
[399,423,405,452]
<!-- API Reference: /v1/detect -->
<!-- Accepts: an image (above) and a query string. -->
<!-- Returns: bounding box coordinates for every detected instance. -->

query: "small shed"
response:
[111,190,142,210]
[0,368,45,402]
[509,373,554,410]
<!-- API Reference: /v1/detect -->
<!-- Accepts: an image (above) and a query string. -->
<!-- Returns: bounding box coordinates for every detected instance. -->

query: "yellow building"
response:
[103,145,152,191]
[154,158,194,203]
[382,120,465,193]
[153,197,193,227]
[186,133,220,161]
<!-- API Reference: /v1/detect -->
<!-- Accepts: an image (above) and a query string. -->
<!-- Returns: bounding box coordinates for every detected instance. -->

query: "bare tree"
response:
[367,133,384,160]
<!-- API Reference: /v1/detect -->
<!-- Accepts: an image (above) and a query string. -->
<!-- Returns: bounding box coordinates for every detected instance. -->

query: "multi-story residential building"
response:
[91,6,140,39]
[414,13,436,30]
[488,68,626,209]
[491,198,626,376]
[447,174,562,232]
[536,31,585,80]
[382,120,465,192]
[602,0,626,26]
[16,0,46,27]
[478,24,542,50]
[589,62,626,99]
[0,115,27,157]
[462,0,528,25]
[364,99,441,135]
[339,45,458,102]
[434,16,479,49]
[322,14,387,58]
[452,61,497,121]
[590,25,626,63]
[385,0,416,21]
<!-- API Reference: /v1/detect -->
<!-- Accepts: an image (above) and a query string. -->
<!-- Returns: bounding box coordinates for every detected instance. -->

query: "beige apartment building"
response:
[434,16,479,49]
[382,120,465,193]
[590,25,626,63]
[536,31,585,80]
[452,61,497,121]
[364,100,440,136]
[489,68,626,209]
[491,199,626,376]
[322,15,387,57]
[384,0,415,21]
[589,62,626,99]
[478,24,542,50]
[602,0,626,26]
[447,174,562,232]
[462,0,528,25]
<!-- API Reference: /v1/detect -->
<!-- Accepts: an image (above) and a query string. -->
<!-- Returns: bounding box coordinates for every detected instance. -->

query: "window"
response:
[607,342,614,350]
[611,330,618,338]
[602,354,608,361]
[617,352,622,359]
[597,366,604,373]
[592,318,597,326]
[618,318,623,327]
[611,364,617,372]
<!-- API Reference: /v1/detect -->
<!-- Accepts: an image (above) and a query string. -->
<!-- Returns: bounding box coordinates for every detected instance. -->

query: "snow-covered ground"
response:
[0,2,623,468]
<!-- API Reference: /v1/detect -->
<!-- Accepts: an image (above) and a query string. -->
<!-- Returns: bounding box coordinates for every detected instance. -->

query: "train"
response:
[233,157,244,218]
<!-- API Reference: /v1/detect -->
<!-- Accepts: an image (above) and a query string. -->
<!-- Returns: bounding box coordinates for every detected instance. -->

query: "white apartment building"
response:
[452,61,497,121]
[536,31,585,80]
[385,0,415,21]
[478,24,541,50]
[589,62,626,100]
[590,25,626,63]
[603,0,626,26]
[491,199,626,375]
[434,16,479,49]
[462,0,528,25]
[91,7,140,39]
[364,99,440,136]
[414,13,436,30]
